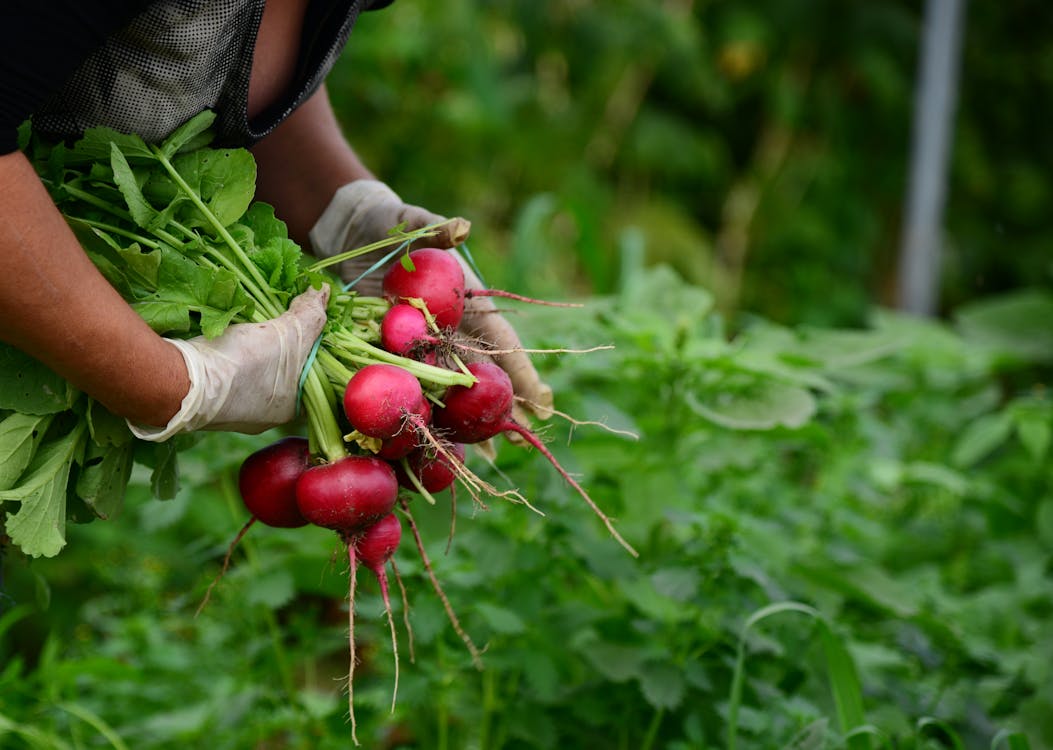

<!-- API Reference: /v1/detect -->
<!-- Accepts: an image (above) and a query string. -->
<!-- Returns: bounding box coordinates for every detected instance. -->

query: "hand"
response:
[457,257,554,420]
[308,179,470,295]
[308,181,553,419]
[129,286,330,441]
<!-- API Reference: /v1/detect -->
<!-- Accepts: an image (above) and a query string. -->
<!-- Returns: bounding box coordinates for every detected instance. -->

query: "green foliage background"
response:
[2,1,1053,749]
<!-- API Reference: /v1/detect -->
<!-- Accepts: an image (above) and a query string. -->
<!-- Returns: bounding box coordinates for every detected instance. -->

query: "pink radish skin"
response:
[198,436,310,616]
[354,512,401,604]
[353,513,404,714]
[382,248,582,331]
[294,456,398,536]
[381,303,441,365]
[238,436,311,528]
[435,361,639,557]
[382,248,466,329]
[433,362,516,444]
[343,363,429,440]
[397,442,466,493]
[376,400,432,460]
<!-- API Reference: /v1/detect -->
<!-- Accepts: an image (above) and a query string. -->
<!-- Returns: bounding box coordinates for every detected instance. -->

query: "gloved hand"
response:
[309,180,553,419]
[309,179,470,295]
[129,286,330,441]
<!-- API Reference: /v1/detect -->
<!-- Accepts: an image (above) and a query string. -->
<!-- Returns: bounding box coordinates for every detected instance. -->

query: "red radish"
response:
[355,513,402,598]
[343,363,429,440]
[382,248,582,331]
[381,303,441,364]
[238,436,311,528]
[295,455,399,744]
[376,400,432,461]
[353,513,403,712]
[435,361,639,557]
[294,455,398,536]
[397,442,466,494]
[196,436,311,616]
[432,362,516,445]
[382,248,466,329]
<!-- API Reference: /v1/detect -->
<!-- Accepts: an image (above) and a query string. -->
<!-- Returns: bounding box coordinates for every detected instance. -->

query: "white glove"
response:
[308,179,470,296]
[129,286,330,441]
[309,181,553,418]
[456,256,554,419]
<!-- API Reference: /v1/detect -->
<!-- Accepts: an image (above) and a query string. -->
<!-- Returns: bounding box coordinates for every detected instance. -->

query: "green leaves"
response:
[0,344,77,415]
[0,413,52,491]
[687,379,817,430]
[132,250,253,338]
[0,112,301,560]
[0,422,85,558]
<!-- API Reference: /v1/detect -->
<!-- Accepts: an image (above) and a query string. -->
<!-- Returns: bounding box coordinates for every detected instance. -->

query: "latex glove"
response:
[309,181,553,418]
[129,286,329,441]
[457,256,554,420]
[308,179,470,296]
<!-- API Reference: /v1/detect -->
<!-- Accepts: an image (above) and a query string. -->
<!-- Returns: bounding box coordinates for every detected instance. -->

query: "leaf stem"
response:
[148,144,283,318]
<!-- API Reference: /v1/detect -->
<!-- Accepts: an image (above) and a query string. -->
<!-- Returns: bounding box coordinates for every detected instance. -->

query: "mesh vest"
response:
[32,0,370,146]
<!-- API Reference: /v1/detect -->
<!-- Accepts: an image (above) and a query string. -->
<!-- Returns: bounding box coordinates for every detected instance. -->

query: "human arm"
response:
[0,150,189,427]
[0,150,329,436]
[250,83,468,253]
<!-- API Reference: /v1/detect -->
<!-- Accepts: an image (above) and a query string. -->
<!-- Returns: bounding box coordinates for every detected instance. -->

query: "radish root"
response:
[400,499,484,670]
[390,558,416,664]
[346,542,359,746]
[195,517,256,617]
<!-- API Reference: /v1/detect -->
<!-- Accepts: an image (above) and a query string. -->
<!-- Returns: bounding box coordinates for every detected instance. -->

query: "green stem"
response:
[641,708,664,750]
[62,183,187,251]
[65,180,279,320]
[325,330,475,388]
[398,458,438,506]
[478,667,497,750]
[304,224,441,273]
[302,364,346,463]
[67,216,163,250]
[149,144,283,318]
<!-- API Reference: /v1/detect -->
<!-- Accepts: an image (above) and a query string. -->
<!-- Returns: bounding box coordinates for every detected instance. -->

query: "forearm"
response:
[251,84,375,248]
[0,151,189,427]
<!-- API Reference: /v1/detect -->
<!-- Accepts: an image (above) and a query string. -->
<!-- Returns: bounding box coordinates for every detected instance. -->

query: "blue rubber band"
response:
[342,239,413,292]
[295,331,325,418]
[458,242,487,287]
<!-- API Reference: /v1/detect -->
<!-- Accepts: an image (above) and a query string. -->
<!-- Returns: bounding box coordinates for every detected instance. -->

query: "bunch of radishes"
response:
[223,248,633,743]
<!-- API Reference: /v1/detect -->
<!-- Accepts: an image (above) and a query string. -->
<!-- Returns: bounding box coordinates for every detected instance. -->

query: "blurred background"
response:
[331,0,1052,324]
[2,1,1052,749]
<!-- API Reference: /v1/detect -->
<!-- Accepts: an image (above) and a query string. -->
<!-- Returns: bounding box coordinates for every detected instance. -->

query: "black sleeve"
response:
[0,1,153,154]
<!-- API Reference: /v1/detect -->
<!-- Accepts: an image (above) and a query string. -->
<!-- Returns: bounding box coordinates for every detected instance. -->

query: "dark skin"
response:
[0,0,374,427]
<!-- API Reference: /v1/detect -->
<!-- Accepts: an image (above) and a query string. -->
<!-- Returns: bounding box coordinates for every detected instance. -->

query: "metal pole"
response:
[896,0,967,315]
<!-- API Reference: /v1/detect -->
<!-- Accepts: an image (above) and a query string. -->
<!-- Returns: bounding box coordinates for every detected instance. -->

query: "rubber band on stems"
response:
[295,332,325,418]
[342,239,412,292]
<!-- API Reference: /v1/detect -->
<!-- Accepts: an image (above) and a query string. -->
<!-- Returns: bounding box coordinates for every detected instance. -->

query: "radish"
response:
[294,455,398,746]
[397,442,466,494]
[195,436,311,616]
[376,399,432,461]
[355,513,402,607]
[294,455,398,536]
[354,512,402,711]
[382,248,466,329]
[343,363,429,440]
[380,303,441,365]
[382,248,580,331]
[434,361,638,557]
[238,436,311,528]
